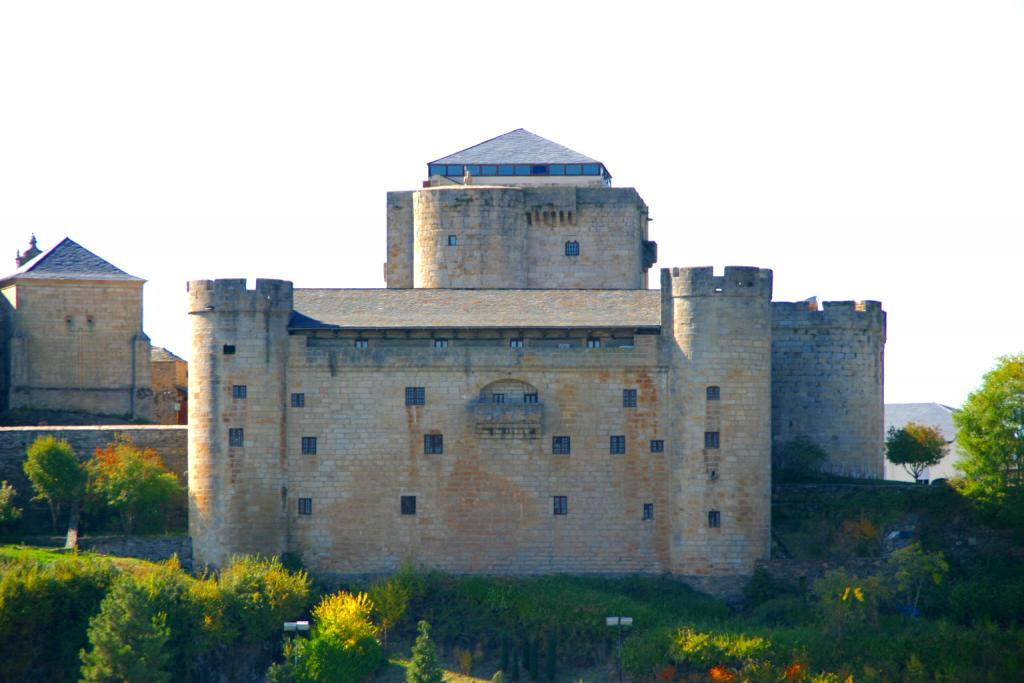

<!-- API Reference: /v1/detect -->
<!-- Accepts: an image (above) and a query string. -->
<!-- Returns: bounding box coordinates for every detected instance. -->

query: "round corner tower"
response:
[187,278,293,568]
[660,266,773,577]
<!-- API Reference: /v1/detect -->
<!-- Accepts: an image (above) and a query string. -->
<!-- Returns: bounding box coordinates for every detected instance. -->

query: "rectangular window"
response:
[354,339,369,349]
[553,496,568,515]
[643,503,654,520]
[291,393,305,408]
[433,339,448,349]
[405,387,425,406]
[424,434,444,455]
[429,164,446,177]
[223,344,236,355]
[565,164,581,176]
[610,435,626,454]
[514,164,530,175]
[523,392,538,404]
[498,164,514,176]
[530,165,548,175]
[623,389,638,408]
[446,164,463,176]
[297,498,312,515]
[231,384,247,399]
[466,165,480,175]
[704,431,720,449]
[228,428,243,448]
[492,393,505,404]
[401,495,417,515]
[447,234,457,246]
[586,338,601,349]
[650,439,665,453]
[582,163,601,175]
[549,164,565,176]
[301,437,317,455]
[564,240,580,256]
[706,386,721,401]
[552,436,571,455]
[708,510,721,528]
[481,165,497,176]
[510,338,524,348]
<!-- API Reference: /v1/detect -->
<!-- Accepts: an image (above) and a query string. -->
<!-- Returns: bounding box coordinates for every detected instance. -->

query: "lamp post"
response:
[283,621,310,667]
[606,616,633,683]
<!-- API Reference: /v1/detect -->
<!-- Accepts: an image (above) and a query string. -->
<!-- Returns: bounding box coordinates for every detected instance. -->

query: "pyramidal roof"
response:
[1,237,143,283]
[429,128,600,165]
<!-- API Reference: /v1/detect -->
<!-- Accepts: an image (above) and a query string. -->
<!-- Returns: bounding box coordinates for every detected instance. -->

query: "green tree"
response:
[887,542,948,616]
[23,435,86,532]
[407,620,444,683]
[954,354,1024,497]
[885,422,947,482]
[79,575,172,682]
[369,575,410,645]
[87,436,182,533]
[0,480,22,529]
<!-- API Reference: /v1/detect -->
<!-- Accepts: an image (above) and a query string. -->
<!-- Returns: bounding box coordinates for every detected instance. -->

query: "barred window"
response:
[704,431,720,449]
[610,435,626,454]
[564,240,580,257]
[708,510,721,528]
[405,387,425,406]
[354,339,369,349]
[434,339,449,349]
[492,393,506,404]
[231,385,247,399]
[301,437,317,455]
[623,389,638,408]
[524,393,539,404]
[401,495,417,515]
[706,386,721,401]
[586,338,601,349]
[297,498,312,515]
[424,434,444,455]
[510,339,524,349]
[291,393,305,408]
[553,496,568,515]
[228,428,243,448]
[552,436,571,455]
[643,503,654,520]
[223,344,236,355]
[650,439,664,453]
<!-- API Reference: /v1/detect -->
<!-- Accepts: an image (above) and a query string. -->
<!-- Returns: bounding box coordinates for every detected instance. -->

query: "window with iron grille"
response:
[492,393,505,404]
[301,437,317,455]
[643,503,654,520]
[623,389,638,408]
[708,510,721,528]
[564,240,580,256]
[231,385,247,399]
[553,496,568,515]
[297,498,312,515]
[424,434,443,454]
[405,387,425,406]
[354,339,368,349]
[586,337,601,349]
[401,495,416,515]
[524,393,539,404]
[447,234,457,246]
[223,344,236,355]
[552,436,571,455]
[706,386,721,401]
[704,431,720,449]
[291,393,305,408]
[610,435,626,454]
[510,339,524,349]
[650,439,664,453]
[434,339,448,349]
[228,428,243,448]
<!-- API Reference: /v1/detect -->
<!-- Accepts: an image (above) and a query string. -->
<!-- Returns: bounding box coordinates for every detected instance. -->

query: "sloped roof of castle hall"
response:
[1,237,143,283]
[289,289,661,330]
[429,129,600,165]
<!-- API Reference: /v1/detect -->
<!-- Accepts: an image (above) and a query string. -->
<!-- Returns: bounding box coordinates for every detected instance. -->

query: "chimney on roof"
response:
[16,234,41,267]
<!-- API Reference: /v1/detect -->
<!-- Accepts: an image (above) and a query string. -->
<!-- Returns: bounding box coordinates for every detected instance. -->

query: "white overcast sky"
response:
[1,1,1021,408]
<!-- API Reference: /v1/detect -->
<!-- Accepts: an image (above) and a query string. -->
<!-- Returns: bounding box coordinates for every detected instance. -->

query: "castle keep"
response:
[188,129,885,580]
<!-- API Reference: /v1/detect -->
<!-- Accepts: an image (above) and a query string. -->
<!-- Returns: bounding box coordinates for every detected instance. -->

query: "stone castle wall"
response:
[386,186,650,290]
[771,301,886,478]
[1,280,152,419]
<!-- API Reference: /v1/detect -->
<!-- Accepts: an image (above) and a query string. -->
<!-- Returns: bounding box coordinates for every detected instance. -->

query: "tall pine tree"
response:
[80,576,171,682]
[407,620,444,683]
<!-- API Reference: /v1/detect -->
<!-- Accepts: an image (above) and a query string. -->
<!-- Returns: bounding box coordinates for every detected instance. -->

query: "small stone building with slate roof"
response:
[187,130,886,587]
[0,236,154,420]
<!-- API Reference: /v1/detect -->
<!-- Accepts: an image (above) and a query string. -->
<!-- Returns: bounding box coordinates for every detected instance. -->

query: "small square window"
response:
[301,437,317,455]
[510,339,524,349]
[291,393,305,408]
[228,428,244,448]
[223,344,236,355]
[354,339,369,349]
[564,240,580,257]
[553,496,568,515]
[706,386,721,401]
[523,392,538,404]
[708,510,721,528]
[297,498,312,515]
[552,436,571,455]
[447,234,457,246]
[610,435,626,454]
[231,385,247,399]
[556,342,572,349]
[434,339,448,349]
[424,434,444,455]
[623,389,638,408]
[586,338,601,349]
[705,431,720,449]
[401,495,417,515]
[405,387,425,406]
[643,503,654,520]
[650,439,665,453]
[492,393,505,404]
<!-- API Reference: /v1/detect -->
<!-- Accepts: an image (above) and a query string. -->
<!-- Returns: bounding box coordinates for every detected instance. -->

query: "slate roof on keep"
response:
[429,129,601,166]
[1,237,143,283]
[885,403,957,441]
[290,289,661,330]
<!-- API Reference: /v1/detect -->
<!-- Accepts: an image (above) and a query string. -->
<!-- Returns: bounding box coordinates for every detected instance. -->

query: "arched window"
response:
[478,379,539,404]
[564,240,580,257]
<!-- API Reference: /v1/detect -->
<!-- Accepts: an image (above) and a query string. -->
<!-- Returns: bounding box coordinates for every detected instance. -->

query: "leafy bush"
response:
[811,569,887,634]
[313,591,378,644]
[0,480,22,530]
[369,573,410,644]
[747,596,816,627]
[621,627,672,681]
[774,436,829,478]
[86,436,183,534]
[670,627,771,670]
[289,633,382,683]
[217,555,312,646]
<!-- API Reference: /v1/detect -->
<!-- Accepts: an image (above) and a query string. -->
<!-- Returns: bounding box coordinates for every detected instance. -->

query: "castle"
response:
[188,130,886,580]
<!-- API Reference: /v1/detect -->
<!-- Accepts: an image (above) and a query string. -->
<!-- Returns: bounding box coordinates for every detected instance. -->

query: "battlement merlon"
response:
[186,279,294,315]
[660,266,773,300]
[772,300,886,337]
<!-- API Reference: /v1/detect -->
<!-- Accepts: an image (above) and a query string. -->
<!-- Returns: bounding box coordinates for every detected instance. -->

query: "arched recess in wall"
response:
[477,379,539,404]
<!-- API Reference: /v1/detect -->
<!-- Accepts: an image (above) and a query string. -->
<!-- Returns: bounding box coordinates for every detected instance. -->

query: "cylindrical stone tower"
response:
[661,266,773,577]
[187,278,293,568]
[412,186,527,288]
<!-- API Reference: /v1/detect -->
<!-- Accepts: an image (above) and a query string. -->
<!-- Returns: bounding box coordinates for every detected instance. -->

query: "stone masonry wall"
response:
[771,301,886,478]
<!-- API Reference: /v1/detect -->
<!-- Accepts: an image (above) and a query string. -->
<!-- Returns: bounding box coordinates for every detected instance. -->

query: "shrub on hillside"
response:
[86,435,182,534]
[0,480,22,530]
